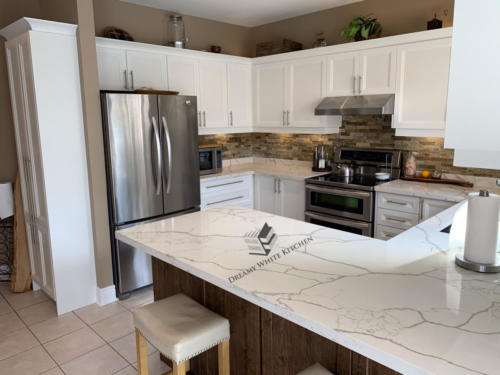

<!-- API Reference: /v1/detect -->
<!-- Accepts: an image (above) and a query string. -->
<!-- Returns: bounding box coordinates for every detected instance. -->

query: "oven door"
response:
[199,148,217,175]
[305,184,373,222]
[305,211,373,237]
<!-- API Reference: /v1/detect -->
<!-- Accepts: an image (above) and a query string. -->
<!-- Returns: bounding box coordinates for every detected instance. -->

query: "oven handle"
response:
[305,184,371,199]
[304,211,371,229]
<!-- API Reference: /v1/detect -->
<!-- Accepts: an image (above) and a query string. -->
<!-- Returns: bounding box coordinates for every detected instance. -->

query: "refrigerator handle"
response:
[161,116,173,194]
[151,116,162,195]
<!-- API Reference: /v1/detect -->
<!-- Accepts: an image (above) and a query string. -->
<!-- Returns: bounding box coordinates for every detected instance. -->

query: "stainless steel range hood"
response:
[315,94,395,116]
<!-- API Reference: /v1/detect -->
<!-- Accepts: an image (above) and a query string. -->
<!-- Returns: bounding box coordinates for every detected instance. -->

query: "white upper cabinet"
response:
[227,62,252,128]
[393,38,451,137]
[327,47,395,96]
[167,55,199,96]
[198,60,228,128]
[288,56,326,128]
[358,47,396,94]
[96,47,127,90]
[326,51,358,96]
[125,50,168,90]
[254,62,286,128]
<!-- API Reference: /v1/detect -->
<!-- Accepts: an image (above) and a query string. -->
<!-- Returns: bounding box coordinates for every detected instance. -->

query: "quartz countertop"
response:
[116,203,500,375]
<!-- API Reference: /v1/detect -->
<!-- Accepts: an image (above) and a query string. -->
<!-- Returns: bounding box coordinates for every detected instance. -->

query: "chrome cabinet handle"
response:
[358,75,362,94]
[229,111,233,126]
[124,70,128,90]
[282,111,286,126]
[198,111,201,127]
[386,200,407,206]
[277,178,281,194]
[162,116,173,194]
[286,111,290,126]
[151,116,162,195]
[206,180,243,189]
[130,70,134,90]
[353,76,357,95]
[207,196,244,206]
[385,216,407,223]
[203,111,206,127]
[274,178,277,193]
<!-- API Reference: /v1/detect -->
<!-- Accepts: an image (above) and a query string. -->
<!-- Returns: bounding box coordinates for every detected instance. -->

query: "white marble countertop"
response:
[116,203,500,375]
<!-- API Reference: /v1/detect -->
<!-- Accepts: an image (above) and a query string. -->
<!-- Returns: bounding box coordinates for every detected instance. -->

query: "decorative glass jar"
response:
[167,15,186,48]
[404,152,417,177]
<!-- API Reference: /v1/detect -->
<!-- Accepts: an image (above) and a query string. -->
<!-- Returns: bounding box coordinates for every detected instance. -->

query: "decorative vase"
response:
[404,152,418,177]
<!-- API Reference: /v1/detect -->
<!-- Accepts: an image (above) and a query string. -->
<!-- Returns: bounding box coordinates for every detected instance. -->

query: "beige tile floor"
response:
[0,282,169,375]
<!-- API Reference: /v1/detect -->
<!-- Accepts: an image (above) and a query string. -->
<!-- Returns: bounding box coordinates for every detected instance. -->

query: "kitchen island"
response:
[116,204,500,375]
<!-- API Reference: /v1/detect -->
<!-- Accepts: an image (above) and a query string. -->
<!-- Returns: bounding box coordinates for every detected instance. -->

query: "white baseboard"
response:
[96,285,118,306]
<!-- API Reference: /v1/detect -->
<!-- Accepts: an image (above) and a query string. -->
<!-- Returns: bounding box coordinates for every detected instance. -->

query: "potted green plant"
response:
[340,15,382,41]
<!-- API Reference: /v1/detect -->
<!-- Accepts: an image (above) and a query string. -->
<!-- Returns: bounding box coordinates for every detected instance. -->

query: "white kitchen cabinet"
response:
[1,18,96,314]
[421,198,455,221]
[126,50,168,90]
[166,55,199,96]
[227,62,252,128]
[255,175,305,221]
[200,175,254,210]
[254,62,287,128]
[393,38,451,137]
[96,47,127,90]
[288,56,325,128]
[198,60,228,129]
[326,47,395,96]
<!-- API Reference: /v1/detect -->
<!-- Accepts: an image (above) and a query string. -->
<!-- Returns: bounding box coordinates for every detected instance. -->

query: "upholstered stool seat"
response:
[297,363,334,375]
[133,293,230,375]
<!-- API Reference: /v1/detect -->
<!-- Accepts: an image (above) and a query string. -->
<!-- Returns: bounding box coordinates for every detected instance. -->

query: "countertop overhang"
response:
[116,203,500,375]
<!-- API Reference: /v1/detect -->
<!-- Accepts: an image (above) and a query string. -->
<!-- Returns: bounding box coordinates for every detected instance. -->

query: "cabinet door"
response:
[326,52,358,96]
[254,174,277,214]
[254,62,286,128]
[358,47,396,94]
[96,47,127,90]
[126,50,168,90]
[199,60,228,128]
[167,55,199,96]
[288,57,325,128]
[227,63,252,128]
[277,178,305,221]
[421,199,455,222]
[393,39,451,132]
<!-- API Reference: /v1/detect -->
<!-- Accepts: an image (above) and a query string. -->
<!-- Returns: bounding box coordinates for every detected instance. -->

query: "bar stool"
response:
[133,293,230,375]
[297,363,334,375]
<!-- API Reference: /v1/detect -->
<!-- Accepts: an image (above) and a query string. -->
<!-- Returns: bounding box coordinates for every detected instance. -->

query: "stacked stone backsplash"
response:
[199,116,499,178]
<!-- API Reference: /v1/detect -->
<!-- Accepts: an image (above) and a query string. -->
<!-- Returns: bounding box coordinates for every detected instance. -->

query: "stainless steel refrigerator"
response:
[101,93,200,297]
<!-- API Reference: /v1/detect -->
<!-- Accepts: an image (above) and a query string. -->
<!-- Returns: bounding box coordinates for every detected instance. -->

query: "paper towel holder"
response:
[455,253,500,273]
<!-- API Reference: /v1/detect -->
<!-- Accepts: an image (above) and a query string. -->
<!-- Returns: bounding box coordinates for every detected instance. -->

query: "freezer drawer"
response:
[115,239,152,295]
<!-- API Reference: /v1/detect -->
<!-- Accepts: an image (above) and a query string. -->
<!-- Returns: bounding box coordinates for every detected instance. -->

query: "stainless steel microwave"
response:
[199,145,222,175]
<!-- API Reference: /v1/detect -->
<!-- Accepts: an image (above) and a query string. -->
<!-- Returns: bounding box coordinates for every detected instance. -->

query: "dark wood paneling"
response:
[152,258,401,375]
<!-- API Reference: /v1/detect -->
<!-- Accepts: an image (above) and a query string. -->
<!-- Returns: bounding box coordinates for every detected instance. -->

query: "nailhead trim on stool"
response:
[297,363,334,375]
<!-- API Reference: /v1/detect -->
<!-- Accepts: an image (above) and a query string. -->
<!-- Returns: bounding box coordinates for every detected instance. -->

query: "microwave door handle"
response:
[305,184,371,199]
[151,116,162,195]
[161,116,173,194]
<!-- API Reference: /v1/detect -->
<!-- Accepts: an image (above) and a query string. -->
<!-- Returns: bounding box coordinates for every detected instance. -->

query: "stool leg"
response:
[172,360,188,375]
[218,339,230,375]
[136,329,149,375]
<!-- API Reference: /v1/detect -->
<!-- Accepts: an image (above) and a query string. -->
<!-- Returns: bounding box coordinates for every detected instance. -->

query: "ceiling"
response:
[120,0,364,27]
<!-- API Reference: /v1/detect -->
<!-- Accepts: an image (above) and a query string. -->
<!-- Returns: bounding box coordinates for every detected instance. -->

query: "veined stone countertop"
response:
[200,157,328,181]
[116,203,500,375]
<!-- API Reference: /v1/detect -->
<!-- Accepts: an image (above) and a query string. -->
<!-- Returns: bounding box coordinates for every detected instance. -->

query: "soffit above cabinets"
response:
[120,0,363,27]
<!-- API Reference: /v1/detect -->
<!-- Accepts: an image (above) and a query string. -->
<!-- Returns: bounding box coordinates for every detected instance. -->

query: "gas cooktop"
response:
[306,173,395,191]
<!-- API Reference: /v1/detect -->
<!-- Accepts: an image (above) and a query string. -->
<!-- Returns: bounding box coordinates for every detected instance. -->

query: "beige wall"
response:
[93,0,253,57]
[250,0,454,56]
[0,0,41,183]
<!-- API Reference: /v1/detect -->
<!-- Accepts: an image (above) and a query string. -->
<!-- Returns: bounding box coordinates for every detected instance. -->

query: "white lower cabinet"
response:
[254,175,305,221]
[375,192,456,240]
[200,175,253,210]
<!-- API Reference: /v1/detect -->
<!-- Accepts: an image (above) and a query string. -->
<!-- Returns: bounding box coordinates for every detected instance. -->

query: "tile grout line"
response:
[0,287,65,375]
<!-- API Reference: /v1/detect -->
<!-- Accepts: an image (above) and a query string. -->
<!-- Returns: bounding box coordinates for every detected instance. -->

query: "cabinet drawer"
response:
[375,224,404,240]
[376,192,420,214]
[376,208,419,230]
[201,175,252,195]
[201,175,253,209]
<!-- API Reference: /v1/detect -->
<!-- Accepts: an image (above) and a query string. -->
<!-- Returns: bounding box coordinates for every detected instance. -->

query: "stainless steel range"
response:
[305,147,402,237]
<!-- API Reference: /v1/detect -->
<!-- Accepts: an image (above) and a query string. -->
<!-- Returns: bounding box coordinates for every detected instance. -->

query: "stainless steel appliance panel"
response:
[305,211,373,237]
[102,93,163,225]
[305,184,373,222]
[158,95,200,214]
[115,238,152,294]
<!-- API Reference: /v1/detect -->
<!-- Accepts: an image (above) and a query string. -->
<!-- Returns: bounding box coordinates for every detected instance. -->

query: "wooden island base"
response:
[153,258,400,375]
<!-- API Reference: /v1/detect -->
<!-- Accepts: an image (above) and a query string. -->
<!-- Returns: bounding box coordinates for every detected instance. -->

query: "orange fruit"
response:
[421,170,430,178]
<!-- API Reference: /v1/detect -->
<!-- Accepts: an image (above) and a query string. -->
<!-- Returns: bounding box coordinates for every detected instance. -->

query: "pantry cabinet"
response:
[393,38,452,137]
[326,46,396,96]
[254,175,305,221]
[1,18,97,314]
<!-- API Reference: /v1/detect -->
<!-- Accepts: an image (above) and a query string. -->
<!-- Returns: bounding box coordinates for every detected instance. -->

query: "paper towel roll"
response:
[0,182,14,220]
[464,190,500,264]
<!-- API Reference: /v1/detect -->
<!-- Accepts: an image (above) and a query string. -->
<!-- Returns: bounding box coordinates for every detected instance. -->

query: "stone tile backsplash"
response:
[199,116,499,178]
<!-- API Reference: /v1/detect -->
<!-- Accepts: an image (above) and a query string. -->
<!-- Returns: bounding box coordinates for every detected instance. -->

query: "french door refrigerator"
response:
[101,92,200,297]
